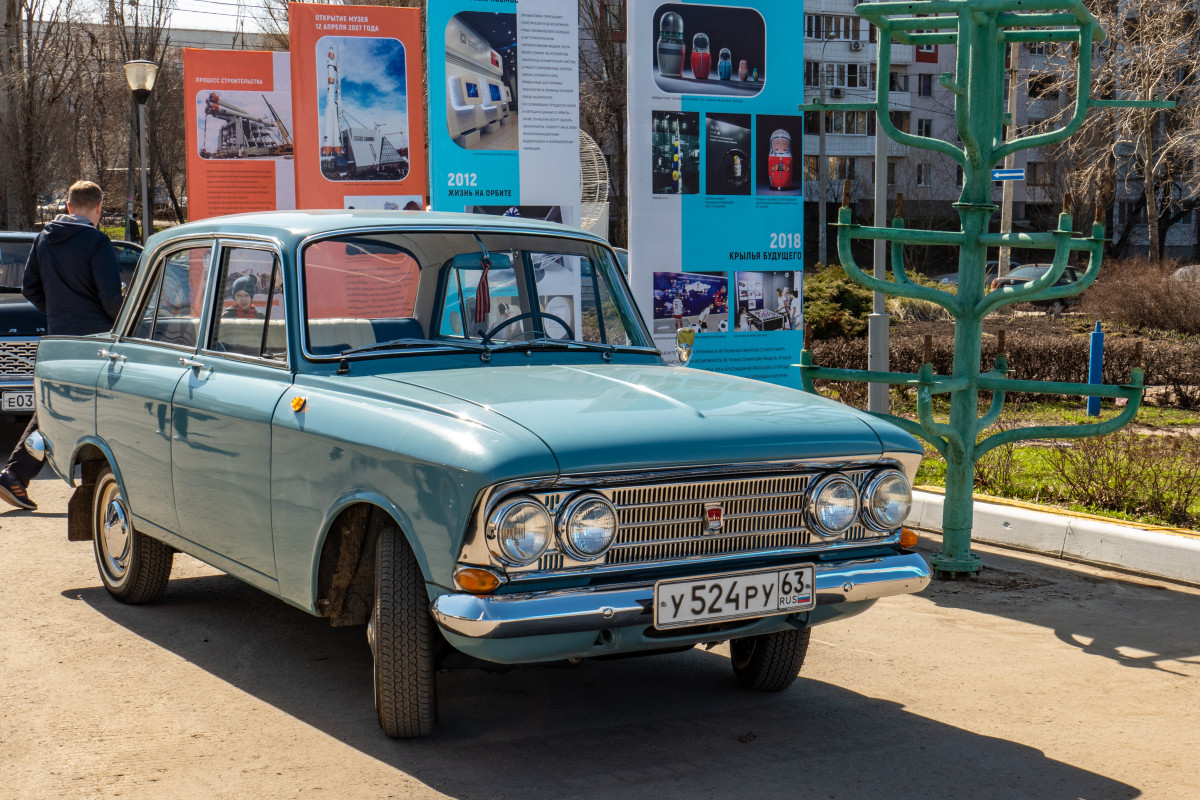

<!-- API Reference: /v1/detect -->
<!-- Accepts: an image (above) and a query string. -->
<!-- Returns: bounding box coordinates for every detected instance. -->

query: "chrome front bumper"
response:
[431,552,931,640]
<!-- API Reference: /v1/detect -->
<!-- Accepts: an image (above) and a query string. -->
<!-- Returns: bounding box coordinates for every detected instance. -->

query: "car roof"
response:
[147,210,607,249]
[0,231,38,241]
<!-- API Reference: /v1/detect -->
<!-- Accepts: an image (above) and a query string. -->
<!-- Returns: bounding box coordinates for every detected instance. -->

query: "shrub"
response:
[1045,430,1200,527]
[803,264,872,339]
[1081,257,1200,335]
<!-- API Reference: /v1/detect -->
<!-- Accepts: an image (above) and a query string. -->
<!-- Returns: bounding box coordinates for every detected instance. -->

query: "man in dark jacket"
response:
[0,181,123,510]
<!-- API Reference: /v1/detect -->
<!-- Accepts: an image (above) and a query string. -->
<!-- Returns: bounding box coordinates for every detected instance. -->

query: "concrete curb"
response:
[910,490,1200,585]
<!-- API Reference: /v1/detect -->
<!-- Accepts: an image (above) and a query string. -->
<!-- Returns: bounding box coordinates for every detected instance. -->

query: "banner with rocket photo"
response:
[426,0,581,227]
[626,0,806,387]
[289,3,427,210]
[182,49,295,221]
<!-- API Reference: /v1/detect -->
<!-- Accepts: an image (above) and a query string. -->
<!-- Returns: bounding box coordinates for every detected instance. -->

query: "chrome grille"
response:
[528,467,884,571]
[0,340,37,380]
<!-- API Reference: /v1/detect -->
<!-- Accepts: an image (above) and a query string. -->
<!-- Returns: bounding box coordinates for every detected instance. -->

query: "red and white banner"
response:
[289,3,427,210]
[183,49,294,221]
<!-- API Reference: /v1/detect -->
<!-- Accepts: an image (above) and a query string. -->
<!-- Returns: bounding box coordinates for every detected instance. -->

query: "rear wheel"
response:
[729,627,811,691]
[371,525,437,738]
[92,466,173,604]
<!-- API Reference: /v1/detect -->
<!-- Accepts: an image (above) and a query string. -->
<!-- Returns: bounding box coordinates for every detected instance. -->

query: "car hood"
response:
[366,363,914,475]
[0,293,46,335]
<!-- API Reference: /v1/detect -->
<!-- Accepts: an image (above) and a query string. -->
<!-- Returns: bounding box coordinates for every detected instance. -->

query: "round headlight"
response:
[864,470,912,530]
[807,475,860,538]
[558,494,618,560]
[488,499,552,566]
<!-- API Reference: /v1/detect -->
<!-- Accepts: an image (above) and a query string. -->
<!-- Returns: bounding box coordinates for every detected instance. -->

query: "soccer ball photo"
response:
[718,319,728,332]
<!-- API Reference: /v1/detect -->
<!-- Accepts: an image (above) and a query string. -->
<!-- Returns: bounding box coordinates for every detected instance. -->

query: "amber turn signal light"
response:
[454,567,503,594]
[900,528,920,549]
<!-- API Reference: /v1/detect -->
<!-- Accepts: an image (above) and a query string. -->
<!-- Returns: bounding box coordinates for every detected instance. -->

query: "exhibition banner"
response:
[426,0,580,226]
[289,3,427,210]
[182,49,295,220]
[627,0,805,388]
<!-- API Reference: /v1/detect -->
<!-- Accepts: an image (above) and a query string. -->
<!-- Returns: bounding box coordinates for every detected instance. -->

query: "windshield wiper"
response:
[484,338,656,356]
[340,338,485,357]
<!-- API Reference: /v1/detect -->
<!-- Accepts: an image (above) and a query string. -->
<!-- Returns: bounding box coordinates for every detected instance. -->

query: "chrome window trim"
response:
[293,225,653,363]
[115,234,223,340]
[119,239,218,352]
[198,239,290,370]
[457,456,914,581]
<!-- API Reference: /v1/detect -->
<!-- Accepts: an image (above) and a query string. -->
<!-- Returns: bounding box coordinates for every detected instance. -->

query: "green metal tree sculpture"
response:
[798,0,1170,576]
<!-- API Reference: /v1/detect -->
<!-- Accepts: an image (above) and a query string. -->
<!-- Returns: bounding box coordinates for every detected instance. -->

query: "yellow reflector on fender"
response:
[900,528,920,549]
[454,567,502,594]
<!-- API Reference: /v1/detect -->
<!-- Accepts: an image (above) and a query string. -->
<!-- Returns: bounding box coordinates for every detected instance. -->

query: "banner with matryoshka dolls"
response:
[626,0,807,387]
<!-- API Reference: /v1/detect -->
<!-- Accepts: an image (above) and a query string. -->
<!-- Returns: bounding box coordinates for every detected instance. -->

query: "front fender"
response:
[307,489,425,607]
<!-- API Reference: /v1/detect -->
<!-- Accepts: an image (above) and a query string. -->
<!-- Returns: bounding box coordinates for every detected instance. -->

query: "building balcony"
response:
[890,44,915,65]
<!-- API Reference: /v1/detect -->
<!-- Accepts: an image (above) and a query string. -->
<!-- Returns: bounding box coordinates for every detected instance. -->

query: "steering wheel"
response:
[480,312,574,346]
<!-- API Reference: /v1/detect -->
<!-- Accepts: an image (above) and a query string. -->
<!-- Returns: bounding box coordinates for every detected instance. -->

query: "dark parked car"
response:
[932,260,1018,287]
[0,231,141,423]
[990,263,1083,310]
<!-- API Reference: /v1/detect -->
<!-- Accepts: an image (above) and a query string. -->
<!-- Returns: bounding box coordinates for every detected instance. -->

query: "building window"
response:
[1027,162,1052,185]
[1027,73,1056,100]
[825,110,870,136]
[805,14,868,40]
[887,161,897,186]
[956,166,963,186]
[1028,42,1048,55]
[833,157,856,180]
[889,110,911,133]
[889,72,909,92]
[917,118,932,137]
[805,60,821,87]
[917,164,932,186]
[918,43,936,53]
[918,74,934,96]
[804,111,820,135]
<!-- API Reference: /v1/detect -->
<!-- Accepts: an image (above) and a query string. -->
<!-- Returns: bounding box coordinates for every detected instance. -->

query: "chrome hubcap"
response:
[101,494,131,575]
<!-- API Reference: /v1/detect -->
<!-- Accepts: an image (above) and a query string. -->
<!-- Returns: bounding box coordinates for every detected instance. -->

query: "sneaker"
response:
[0,472,36,511]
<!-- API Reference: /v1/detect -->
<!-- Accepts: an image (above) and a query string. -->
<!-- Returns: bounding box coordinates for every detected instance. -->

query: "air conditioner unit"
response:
[849,41,863,51]
[830,87,844,98]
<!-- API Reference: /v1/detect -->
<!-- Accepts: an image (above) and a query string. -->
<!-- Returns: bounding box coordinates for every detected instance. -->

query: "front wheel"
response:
[92,466,173,603]
[371,525,437,738]
[729,627,811,691]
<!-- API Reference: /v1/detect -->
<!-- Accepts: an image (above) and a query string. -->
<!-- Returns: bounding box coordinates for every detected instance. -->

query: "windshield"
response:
[1007,266,1050,279]
[300,230,651,357]
[0,238,33,289]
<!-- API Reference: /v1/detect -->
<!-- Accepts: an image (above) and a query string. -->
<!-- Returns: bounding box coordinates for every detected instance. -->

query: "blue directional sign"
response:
[991,168,1025,181]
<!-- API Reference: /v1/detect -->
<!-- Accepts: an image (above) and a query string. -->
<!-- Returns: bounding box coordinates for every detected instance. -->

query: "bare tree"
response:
[0,0,85,229]
[1042,0,1200,259]
[578,0,626,246]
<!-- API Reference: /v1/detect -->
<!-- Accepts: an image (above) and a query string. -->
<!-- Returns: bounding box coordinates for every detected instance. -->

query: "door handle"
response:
[179,357,209,370]
[98,349,126,362]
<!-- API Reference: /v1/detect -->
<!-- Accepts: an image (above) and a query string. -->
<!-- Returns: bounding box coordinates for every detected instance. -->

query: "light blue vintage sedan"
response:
[31,211,930,737]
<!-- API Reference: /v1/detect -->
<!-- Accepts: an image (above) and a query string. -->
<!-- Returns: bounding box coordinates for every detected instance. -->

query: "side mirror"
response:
[675,328,695,364]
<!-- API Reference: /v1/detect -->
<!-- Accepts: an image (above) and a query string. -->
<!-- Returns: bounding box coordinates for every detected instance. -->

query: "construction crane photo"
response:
[200,92,292,159]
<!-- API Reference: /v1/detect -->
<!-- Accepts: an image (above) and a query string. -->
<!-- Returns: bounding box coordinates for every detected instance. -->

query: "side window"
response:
[209,247,286,361]
[129,246,212,347]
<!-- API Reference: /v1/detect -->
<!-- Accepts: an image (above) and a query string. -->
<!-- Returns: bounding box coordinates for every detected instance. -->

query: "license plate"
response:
[1,391,34,411]
[653,564,815,629]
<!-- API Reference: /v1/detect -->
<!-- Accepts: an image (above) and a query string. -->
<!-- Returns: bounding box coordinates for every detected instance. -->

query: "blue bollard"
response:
[1087,321,1103,416]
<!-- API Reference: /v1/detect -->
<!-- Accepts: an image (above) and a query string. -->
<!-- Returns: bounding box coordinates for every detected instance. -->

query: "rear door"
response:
[170,241,290,577]
[96,242,213,534]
